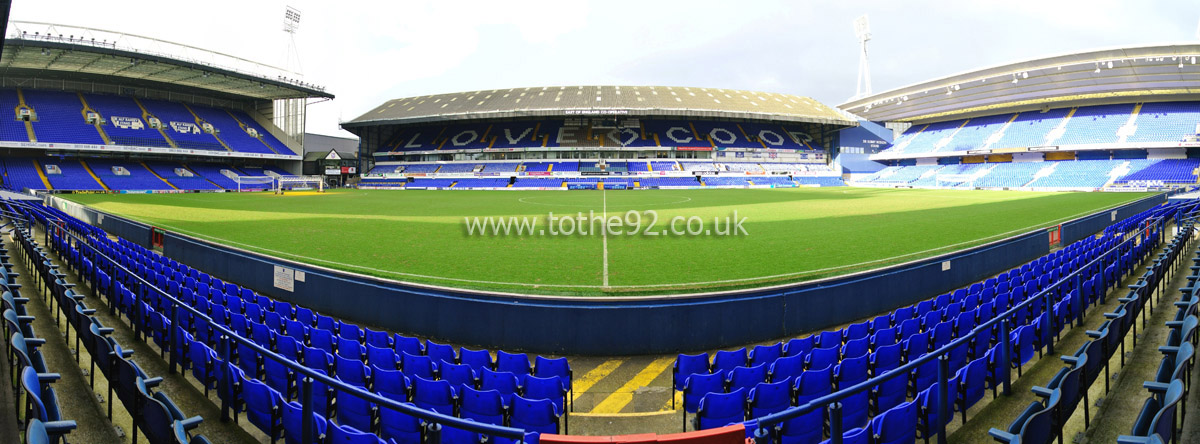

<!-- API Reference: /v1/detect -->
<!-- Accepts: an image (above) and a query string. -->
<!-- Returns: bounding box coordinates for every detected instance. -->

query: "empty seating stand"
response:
[674,200,1193,444]
[8,209,216,444]
[6,198,570,444]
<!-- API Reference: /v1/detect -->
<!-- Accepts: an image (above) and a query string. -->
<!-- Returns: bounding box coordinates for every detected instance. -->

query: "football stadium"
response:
[4,3,1200,444]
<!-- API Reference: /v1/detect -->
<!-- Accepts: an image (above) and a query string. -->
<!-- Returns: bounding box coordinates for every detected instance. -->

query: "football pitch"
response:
[62,188,1155,296]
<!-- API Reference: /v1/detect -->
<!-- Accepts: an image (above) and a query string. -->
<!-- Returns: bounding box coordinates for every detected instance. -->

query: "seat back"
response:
[696,388,746,430]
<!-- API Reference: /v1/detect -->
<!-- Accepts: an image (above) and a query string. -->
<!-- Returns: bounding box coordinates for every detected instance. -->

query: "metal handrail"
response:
[752,201,1185,444]
[6,200,529,442]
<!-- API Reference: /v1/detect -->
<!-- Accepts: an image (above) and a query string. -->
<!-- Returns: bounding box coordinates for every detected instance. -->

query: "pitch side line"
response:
[602,187,610,288]
[516,195,693,208]
[127,195,1144,290]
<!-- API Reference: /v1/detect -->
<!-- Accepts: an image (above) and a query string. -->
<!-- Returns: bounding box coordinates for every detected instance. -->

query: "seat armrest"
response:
[179,415,204,430]
[988,429,1017,443]
[1031,386,1055,399]
[143,376,164,388]
[1143,381,1170,393]
[42,420,78,435]
[37,372,62,383]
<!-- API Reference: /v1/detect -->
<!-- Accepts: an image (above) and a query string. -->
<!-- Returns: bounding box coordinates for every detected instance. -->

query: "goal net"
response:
[275,176,325,194]
[232,175,275,192]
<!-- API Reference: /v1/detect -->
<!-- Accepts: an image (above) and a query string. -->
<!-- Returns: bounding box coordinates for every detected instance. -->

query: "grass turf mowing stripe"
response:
[60,188,1156,295]
[589,357,675,414]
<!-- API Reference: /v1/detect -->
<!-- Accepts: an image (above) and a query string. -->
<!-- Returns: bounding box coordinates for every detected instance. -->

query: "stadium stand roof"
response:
[1,21,333,101]
[342,85,856,128]
[839,44,1200,123]
[303,133,359,161]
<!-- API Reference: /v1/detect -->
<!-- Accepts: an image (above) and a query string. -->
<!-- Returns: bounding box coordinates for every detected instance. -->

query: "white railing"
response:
[8,21,325,92]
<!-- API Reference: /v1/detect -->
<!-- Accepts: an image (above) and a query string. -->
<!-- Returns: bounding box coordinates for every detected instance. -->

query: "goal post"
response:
[231,175,275,192]
[275,175,325,194]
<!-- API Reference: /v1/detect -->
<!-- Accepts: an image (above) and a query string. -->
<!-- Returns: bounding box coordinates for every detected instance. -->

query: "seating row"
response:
[17,199,544,444]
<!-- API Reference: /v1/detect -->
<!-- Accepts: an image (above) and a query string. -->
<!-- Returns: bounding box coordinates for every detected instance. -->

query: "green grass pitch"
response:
[62,188,1155,296]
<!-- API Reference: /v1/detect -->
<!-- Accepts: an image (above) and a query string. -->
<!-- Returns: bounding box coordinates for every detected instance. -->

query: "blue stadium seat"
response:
[817,331,843,349]
[510,395,562,434]
[327,421,385,444]
[394,335,424,356]
[988,390,1061,444]
[748,380,790,418]
[819,427,869,444]
[427,340,458,366]
[441,424,483,444]
[20,367,64,423]
[364,328,390,349]
[750,344,783,367]
[917,375,960,443]
[264,356,294,399]
[336,355,370,388]
[337,337,365,361]
[373,366,410,401]
[243,378,283,441]
[442,363,478,392]
[795,365,834,405]
[523,374,567,416]
[779,406,824,444]
[872,400,918,444]
[872,343,903,375]
[683,371,726,414]
[713,348,748,374]
[1121,379,1184,444]
[460,348,495,374]
[769,354,804,384]
[727,363,768,393]
[400,352,437,380]
[367,344,398,370]
[695,388,746,430]
[842,337,870,360]
[872,327,898,349]
[460,387,506,425]
[412,376,456,416]
[806,346,839,372]
[496,351,532,377]
[784,336,815,358]
[480,368,521,407]
[303,346,332,374]
[336,386,376,433]
[376,402,421,444]
[845,322,871,342]
[25,418,76,444]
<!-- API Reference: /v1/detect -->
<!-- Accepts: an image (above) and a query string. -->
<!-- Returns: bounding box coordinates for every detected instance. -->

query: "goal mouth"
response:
[275,175,325,194]
[231,175,275,192]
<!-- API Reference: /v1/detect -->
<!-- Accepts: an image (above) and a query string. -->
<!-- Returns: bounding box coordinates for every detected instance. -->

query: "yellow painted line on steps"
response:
[590,357,674,414]
[572,410,678,418]
[571,359,623,402]
[143,162,178,190]
[32,159,52,190]
[670,390,683,411]
[79,160,109,191]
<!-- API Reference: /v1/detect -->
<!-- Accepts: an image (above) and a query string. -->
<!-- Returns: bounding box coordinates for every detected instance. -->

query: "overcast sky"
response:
[12,1,1199,138]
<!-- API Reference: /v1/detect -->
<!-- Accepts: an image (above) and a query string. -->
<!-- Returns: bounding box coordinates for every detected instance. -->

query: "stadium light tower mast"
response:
[853,15,873,100]
[282,6,303,74]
